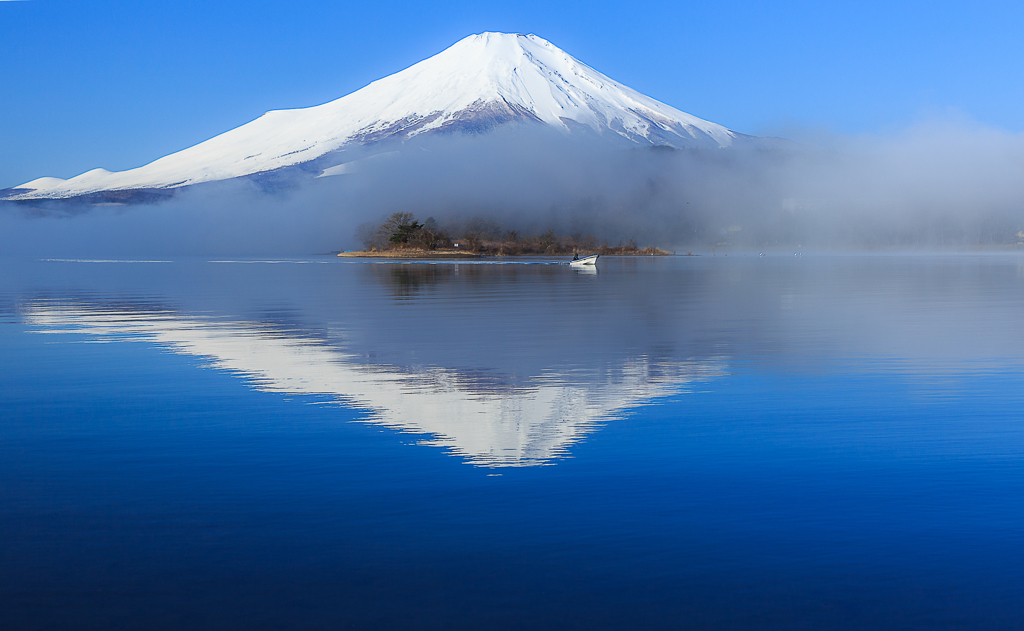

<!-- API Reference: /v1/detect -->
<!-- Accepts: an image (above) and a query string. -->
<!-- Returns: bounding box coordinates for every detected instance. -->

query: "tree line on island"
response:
[355,212,669,256]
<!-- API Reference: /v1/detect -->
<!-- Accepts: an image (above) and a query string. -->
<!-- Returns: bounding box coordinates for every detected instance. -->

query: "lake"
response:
[1,254,1023,629]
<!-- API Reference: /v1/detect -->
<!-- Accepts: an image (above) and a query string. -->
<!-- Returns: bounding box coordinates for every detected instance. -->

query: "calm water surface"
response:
[1,254,1022,629]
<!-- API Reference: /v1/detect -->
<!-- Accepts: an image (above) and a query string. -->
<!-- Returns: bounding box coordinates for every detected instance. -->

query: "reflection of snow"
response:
[23,301,726,467]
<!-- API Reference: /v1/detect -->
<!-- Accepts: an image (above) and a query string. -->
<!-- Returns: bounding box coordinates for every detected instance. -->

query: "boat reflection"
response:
[21,298,725,467]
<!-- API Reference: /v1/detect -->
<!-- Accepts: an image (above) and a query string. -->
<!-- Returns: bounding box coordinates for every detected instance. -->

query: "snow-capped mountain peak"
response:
[6,32,742,201]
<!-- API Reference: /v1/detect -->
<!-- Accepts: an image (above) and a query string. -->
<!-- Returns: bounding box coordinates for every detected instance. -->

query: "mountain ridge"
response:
[4,32,750,202]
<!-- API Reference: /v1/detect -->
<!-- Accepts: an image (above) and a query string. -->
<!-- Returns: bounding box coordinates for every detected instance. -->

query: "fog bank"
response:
[2,118,1023,256]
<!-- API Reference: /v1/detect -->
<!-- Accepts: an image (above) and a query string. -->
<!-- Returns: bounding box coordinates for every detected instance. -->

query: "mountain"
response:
[4,32,750,202]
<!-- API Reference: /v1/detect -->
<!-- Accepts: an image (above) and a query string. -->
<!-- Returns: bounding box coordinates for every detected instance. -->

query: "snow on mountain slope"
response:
[7,32,743,201]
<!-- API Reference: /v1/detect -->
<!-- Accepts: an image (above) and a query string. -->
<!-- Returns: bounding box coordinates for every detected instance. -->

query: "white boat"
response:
[569,254,599,267]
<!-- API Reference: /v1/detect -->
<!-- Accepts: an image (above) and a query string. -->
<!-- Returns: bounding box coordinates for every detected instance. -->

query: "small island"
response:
[339,213,671,258]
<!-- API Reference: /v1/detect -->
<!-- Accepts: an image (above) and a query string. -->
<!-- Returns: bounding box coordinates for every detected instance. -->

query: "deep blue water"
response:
[1,254,1023,629]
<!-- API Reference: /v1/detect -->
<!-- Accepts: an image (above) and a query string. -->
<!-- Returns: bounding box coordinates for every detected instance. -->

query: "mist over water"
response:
[3,117,1024,255]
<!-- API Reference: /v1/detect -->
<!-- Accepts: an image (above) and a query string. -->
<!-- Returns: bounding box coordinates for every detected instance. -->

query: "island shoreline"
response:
[336,249,675,259]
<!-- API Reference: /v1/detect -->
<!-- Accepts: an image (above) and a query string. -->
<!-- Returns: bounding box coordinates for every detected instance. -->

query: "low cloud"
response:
[3,116,1024,256]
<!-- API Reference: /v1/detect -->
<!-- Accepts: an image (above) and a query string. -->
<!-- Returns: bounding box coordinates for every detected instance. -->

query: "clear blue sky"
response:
[2,0,1022,189]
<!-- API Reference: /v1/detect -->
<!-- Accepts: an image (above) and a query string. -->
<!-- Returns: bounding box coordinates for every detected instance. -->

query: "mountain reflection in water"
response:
[11,254,1024,468]
[21,297,725,467]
